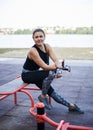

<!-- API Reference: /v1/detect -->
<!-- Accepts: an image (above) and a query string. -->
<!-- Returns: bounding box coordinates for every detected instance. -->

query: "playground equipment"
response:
[0,59,93,130]
[29,60,93,130]
[30,102,93,130]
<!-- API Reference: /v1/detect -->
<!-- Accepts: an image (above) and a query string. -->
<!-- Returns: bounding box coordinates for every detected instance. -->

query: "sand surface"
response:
[0,48,93,60]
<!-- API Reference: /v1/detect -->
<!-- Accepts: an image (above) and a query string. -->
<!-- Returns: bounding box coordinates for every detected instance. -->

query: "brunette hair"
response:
[32,28,45,37]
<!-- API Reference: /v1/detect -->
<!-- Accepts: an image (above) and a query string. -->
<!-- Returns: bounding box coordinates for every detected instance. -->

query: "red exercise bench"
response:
[0,76,51,107]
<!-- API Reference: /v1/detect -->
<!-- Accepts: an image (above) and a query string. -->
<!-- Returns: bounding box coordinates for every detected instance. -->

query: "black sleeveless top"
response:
[23,44,49,71]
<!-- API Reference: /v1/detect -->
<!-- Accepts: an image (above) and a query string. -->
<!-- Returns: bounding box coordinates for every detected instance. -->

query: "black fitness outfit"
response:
[21,44,54,96]
[21,44,84,113]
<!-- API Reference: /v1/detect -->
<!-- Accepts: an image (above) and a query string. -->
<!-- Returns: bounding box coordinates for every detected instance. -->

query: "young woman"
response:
[21,28,84,113]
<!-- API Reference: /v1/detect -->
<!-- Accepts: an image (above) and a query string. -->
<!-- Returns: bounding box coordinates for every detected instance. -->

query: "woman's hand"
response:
[55,68,62,78]
[49,64,57,70]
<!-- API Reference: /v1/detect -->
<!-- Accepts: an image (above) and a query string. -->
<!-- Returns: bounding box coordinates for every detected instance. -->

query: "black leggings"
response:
[21,70,54,96]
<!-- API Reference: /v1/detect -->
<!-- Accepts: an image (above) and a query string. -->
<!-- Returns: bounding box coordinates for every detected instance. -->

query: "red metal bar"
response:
[0,95,9,101]
[20,89,35,107]
[61,122,69,130]
[24,86,52,105]
[42,114,59,128]
[24,86,40,90]
[30,104,93,130]
[14,93,17,104]
[36,102,45,130]
[68,125,93,130]
[56,120,65,130]
[56,120,93,130]
[30,102,59,128]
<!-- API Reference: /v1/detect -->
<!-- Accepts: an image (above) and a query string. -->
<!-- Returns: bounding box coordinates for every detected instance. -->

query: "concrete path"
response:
[0,58,93,130]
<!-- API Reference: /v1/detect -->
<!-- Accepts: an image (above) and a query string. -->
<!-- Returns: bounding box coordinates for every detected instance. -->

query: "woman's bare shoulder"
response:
[29,47,36,54]
[28,47,38,58]
[45,43,53,52]
[45,43,51,48]
[45,43,52,50]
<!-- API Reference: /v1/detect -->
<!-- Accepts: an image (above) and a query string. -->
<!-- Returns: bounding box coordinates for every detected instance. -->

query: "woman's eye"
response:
[35,35,43,38]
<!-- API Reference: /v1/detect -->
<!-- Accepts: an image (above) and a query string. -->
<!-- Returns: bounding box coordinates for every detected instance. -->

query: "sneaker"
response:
[69,104,84,114]
[38,95,51,110]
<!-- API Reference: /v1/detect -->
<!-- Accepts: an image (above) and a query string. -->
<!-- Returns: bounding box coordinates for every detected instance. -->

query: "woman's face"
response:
[33,31,45,46]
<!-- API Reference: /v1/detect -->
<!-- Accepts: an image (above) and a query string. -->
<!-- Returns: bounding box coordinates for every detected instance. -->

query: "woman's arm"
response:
[45,44,62,68]
[28,48,56,70]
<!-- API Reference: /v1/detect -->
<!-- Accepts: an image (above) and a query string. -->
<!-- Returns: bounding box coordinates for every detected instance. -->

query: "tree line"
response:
[13,26,93,34]
[0,26,93,35]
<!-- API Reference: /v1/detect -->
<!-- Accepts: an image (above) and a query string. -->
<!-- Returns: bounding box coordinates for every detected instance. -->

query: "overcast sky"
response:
[0,0,93,28]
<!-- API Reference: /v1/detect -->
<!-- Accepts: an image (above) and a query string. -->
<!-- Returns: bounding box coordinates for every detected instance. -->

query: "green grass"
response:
[0,48,26,54]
